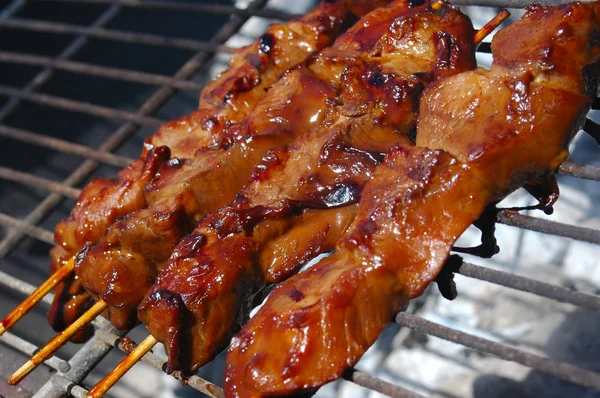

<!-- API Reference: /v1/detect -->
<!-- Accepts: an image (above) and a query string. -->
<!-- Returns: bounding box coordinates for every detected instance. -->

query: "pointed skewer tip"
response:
[8,299,107,385]
[87,335,158,398]
[474,10,511,45]
[0,257,76,337]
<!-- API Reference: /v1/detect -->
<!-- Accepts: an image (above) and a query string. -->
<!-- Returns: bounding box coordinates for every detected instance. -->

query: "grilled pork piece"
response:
[138,2,476,373]
[75,0,443,331]
[48,0,377,336]
[225,3,600,396]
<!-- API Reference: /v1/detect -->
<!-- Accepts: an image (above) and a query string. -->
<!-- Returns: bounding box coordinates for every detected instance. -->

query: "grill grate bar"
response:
[0,124,132,167]
[344,369,426,398]
[0,5,121,122]
[95,329,225,398]
[0,0,270,259]
[0,50,205,91]
[32,334,117,398]
[0,84,164,127]
[0,212,54,244]
[395,312,600,390]
[0,331,70,373]
[0,270,55,307]
[558,161,600,181]
[0,18,236,54]
[497,210,600,244]
[38,0,297,20]
[0,165,81,199]
[458,262,600,310]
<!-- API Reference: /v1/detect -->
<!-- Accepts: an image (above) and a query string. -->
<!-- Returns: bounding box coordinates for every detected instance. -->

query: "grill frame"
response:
[0,0,598,397]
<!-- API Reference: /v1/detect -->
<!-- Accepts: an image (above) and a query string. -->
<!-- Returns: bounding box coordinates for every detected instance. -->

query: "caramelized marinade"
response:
[138,2,476,372]
[224,3,600,397]
[74,0,443,330]
[47,0,380,336]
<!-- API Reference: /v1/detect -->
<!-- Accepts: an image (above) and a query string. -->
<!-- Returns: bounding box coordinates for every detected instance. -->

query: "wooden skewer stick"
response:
[0,257,75,336]
[87,335,158,398]
[474,10,510,45]
[8,300,108,385]
[431,0,446,11]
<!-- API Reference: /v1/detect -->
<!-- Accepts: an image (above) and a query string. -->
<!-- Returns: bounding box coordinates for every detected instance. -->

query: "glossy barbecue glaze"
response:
[224,3,600,397]
[138,2,476,372]
[48,0,375,336]
[75,0,449,330]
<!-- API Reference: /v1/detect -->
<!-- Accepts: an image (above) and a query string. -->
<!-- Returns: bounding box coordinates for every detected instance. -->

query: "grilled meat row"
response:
[48,0,385,337]
[137,0,476,372]
[225,2,600,396]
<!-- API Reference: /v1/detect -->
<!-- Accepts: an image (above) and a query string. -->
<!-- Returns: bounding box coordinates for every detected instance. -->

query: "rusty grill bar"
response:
[0,0,598,397]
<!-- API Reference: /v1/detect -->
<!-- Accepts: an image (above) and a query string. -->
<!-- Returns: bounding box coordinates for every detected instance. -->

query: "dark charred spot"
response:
[232,74,260,93]
[407,125,417,143]
[223,91,233,104]
[407,164,430,181]
[590,25,600,48]
[413,72,435,84]
[289,288,304,302]
[250,148,287,182]
[368,71,386,88]
[237,205,290,234]
[435,31,453,70]
[148,289,184,310]
[176,234,206,258]
[408,0,425,6]
[209,210,243,237]
[358,219,377,235]
[234,193,248,205]
[259,33,275,54]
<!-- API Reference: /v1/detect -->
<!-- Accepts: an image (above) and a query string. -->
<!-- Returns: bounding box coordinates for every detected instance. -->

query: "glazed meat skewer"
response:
[8,0,414,385]
[0,0,379,338]
[225,3,600,397]
[74,0,429,331]
[139,2,478,374]
[86,7,508,396]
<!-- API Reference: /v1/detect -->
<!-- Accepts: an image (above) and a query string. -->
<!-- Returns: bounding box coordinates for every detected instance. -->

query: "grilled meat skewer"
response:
[138,2,477,372]
[74,0,440,331]
[47,0,379,337]
[224,3,600,397]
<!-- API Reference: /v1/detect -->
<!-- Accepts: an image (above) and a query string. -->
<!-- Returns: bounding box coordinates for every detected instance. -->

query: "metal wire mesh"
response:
[0,0,598,397]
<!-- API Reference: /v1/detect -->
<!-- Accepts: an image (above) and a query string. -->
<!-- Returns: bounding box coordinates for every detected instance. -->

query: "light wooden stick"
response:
[87,335,158,398]
[0,257,75,336]
[474,10,510,44]
[431,0,446,10]
[8,300,108,385]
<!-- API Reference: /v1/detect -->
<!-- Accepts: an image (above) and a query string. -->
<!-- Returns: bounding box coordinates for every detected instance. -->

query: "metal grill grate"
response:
[0,0,599,397]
